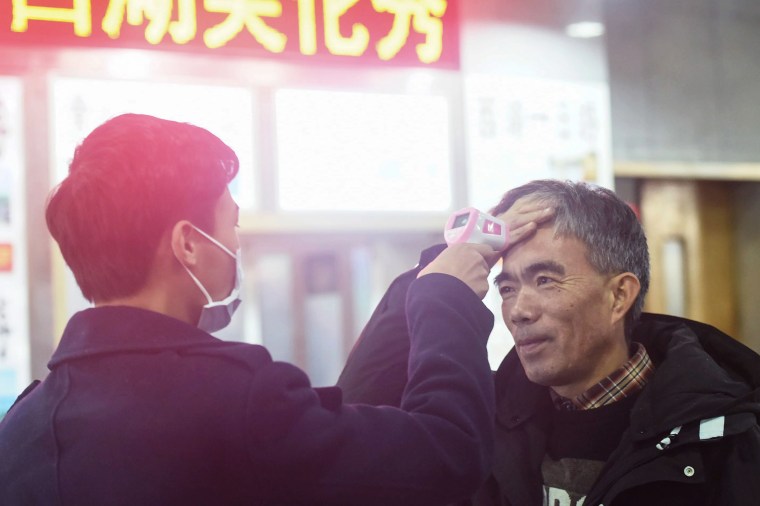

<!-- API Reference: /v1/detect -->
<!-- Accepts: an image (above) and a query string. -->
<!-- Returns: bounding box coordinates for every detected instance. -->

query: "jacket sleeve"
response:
[336,244,447,407]
[244,273,496,506]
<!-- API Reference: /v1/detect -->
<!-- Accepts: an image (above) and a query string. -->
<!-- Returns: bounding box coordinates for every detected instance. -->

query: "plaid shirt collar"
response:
[551,342,655,411]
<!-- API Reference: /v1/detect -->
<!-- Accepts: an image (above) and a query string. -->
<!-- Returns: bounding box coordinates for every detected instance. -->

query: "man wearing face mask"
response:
[0,114,552,505]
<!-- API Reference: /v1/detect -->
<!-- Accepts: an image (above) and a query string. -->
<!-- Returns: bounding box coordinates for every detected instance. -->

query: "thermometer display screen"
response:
[453,213,470,228]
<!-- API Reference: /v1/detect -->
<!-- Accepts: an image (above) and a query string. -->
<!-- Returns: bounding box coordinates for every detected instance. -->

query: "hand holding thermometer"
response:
[444,207,509,251]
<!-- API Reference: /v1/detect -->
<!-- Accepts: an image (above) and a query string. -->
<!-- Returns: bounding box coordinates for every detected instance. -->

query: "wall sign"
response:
[465,75,613,211]
[1,0,459,68]
[0,77,29,419]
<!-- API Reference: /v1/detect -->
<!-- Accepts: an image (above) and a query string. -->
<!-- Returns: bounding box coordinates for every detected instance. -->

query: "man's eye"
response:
[537,276,552,286]
[498,285,514,296]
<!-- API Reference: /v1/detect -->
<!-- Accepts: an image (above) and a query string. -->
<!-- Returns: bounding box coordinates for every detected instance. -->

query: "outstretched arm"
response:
[336,244,443,407]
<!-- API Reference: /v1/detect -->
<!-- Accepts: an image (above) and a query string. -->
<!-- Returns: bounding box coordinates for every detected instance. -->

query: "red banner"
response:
[0,0,459,68]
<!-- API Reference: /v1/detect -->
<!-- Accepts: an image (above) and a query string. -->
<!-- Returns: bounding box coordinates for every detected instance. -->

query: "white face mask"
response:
[181,224,243,333]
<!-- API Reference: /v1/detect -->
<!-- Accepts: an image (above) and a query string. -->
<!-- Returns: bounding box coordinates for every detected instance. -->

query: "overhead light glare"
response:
[106,50,152,79]
[565,21,605,39]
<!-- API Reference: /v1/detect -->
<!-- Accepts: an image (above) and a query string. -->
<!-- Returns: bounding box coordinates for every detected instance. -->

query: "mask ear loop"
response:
[181,263,214,304]
[190,225,236,259]
[176,223,234,305]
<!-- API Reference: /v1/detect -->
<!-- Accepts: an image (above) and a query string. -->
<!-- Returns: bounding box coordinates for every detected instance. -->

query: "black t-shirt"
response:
[542,394,639,505]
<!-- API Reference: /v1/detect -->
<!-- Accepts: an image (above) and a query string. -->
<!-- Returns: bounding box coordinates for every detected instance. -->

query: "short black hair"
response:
[46,114,239,303]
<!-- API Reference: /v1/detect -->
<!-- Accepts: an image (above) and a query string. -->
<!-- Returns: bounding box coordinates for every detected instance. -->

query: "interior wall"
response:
[735,183,760,352]
[461,0,607,81]
[605,0,760,162]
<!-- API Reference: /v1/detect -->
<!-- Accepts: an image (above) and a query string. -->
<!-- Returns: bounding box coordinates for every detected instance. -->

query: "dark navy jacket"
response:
[0,274,495,505]
[338,246,760,505]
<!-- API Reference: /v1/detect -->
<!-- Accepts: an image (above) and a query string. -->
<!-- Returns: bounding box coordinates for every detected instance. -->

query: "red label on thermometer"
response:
[444,207,509,251]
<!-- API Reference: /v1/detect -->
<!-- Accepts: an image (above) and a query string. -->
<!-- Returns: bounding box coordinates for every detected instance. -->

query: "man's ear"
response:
[609,272,641,326]
[170,221,199,267]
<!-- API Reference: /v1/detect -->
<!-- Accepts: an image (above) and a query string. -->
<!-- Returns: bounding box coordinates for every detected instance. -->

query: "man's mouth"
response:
[515,336,550,355]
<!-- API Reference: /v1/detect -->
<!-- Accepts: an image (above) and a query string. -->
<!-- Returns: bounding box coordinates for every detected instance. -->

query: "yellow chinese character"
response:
[170,0,197,43]
[323,0,368,57]
[372,0,446,63]
[204,0,287,52]
[296,0,317,55]
[102,0,197,45]
[11,0,92,37]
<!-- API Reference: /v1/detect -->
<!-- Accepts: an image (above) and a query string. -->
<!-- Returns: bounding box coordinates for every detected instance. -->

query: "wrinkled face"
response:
[495,225,629,397]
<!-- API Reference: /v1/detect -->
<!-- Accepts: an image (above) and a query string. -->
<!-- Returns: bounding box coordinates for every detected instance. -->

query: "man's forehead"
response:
[501,227,588,271]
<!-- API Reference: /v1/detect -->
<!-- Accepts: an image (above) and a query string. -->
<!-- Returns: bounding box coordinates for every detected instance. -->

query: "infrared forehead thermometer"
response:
[444,207,509,251]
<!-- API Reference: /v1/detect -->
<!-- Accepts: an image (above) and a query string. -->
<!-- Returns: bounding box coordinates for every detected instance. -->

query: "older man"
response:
[338,179,760,505]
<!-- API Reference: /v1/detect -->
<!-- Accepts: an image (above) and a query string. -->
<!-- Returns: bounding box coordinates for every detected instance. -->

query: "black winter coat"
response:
[338,246,760,506]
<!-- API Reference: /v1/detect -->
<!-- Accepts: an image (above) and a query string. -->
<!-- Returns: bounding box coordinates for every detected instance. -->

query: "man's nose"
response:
[506,288,539,325]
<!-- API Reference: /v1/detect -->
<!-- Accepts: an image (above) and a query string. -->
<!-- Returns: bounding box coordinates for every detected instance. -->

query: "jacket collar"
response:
[634,313,760,390]
[628,314,760,438]
[48,306,218,369]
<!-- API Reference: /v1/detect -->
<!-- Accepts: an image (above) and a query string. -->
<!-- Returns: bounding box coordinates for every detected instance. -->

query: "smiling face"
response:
[496,225,633,398]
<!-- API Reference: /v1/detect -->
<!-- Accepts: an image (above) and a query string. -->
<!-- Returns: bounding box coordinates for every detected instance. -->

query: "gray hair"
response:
[490,179,650,339]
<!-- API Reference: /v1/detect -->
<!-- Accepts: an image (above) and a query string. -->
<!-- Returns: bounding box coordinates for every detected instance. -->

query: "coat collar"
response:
[48,306,219,369]
[634,313,760,390]
[628,314,759,439]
